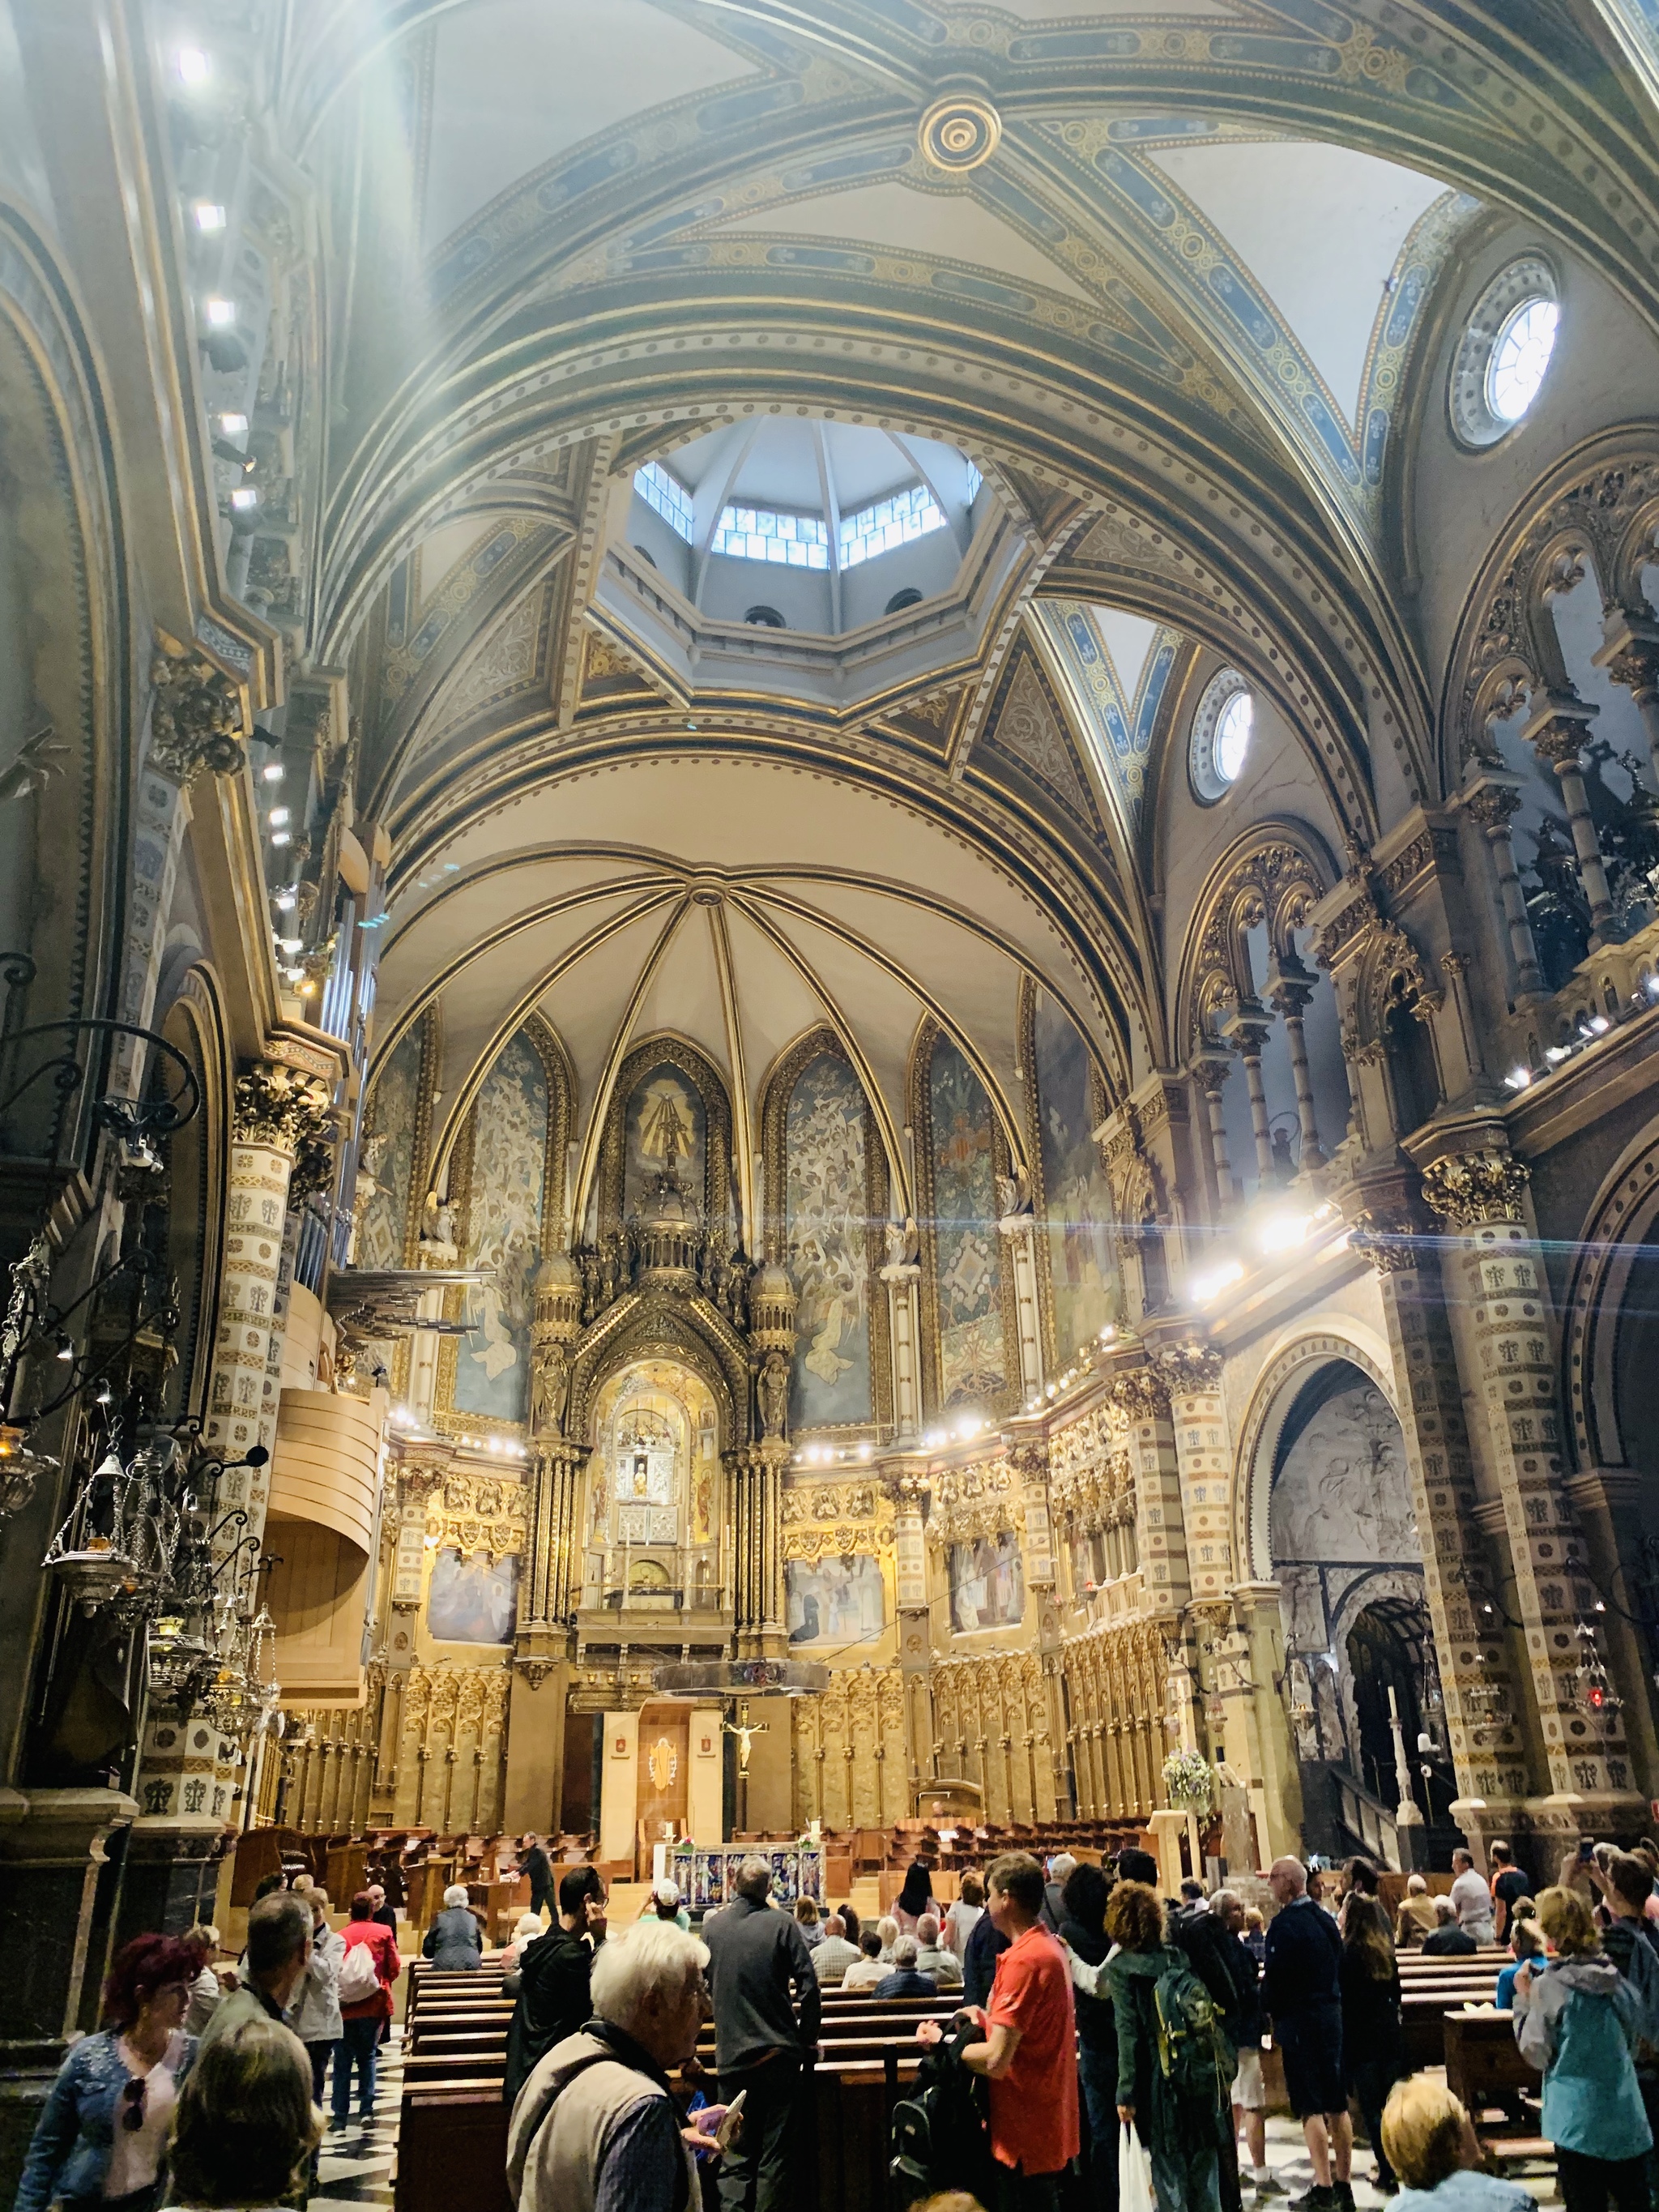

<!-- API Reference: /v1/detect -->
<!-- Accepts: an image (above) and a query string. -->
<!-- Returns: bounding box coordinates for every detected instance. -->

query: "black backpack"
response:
[890,2015,994,2206]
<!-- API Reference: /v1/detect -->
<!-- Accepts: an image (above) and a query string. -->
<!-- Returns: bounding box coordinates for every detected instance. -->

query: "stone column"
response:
[1227,1583,1303,1863]
[998,1211,1043,1400]
[880,1256,923,1438]
[128,1059,332,1920]
[1595,608,1659,790]
[1524,691,1617,947]
[1155,1342,1234,1605]
[1191,1053,1236,1215]
[1109,1365,1190,1621]
[1462,778,1546,1000]
[1222,1002,1277,1184]
[890,1466,932,1802]
[1349,1198,1529,1842]
[1265,958,1326,1172]
[1418,1151,1647,1843]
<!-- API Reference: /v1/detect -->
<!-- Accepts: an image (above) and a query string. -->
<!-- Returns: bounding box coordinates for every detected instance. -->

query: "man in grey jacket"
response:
[509,1917,711,2212]
[702,1856,821,2212]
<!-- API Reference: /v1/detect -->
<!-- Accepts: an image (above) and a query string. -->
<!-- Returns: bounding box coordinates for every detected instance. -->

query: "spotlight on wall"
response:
[229,485,258,512]
[192,201,226,233]
[1255,1211,1311,1255]
[203,297,237,328]
[175,45,211,85]
[219,412,249,441]
[1504,1065,1533,1091]
[1188,1261,1244,1307]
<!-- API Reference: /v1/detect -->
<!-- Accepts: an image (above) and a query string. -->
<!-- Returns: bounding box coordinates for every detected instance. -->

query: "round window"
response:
[1449,256,1558,447]
[1190,669,1252,803]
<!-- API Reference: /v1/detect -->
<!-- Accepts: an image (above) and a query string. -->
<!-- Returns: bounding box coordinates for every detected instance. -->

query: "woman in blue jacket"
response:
[1512,1886,1653,2212]
[17,1932,200,2212]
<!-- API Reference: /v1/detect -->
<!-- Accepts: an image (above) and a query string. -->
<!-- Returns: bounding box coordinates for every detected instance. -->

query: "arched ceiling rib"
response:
[373,751,1136,1239]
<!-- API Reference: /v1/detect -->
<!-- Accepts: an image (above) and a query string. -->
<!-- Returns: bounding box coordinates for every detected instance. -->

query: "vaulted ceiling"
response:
[291,0,1659,1159]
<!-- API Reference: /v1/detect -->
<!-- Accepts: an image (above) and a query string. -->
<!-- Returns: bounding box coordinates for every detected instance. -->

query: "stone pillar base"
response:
[117,1817,228,1947]
[0,1787,137,2206]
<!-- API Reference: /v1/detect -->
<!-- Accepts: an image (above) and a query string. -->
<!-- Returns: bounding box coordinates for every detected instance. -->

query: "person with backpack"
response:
[333,1891,400,2129]
[1512,1884,1653,2212]
[1107,1877,1232,2212]
[915,1850,1077,2212]
[1260,1856,1350,2212]
[1171,1882,1258,2212]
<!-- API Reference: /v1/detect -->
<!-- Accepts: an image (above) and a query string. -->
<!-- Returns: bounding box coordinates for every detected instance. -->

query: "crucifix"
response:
[723,1700,769,1837]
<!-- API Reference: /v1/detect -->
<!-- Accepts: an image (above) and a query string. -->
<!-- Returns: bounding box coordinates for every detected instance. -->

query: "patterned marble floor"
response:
[309,2030,403,2212]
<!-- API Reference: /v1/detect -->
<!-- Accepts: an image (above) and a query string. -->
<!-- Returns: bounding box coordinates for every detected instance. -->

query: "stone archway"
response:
[1241,1342,1450,1858]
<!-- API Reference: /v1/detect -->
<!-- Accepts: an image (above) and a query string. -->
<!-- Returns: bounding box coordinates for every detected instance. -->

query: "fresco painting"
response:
[786,1553,885,1646]
[427,1547,520,1643]
[929,1039,1005,1407]
[356,1027,420,1271]
[1032,991,1118,1362]
[454,1030,547,1423]
[786,1053,872,1428]
[948,1532,1024,1632]
[625,1061,707,1213]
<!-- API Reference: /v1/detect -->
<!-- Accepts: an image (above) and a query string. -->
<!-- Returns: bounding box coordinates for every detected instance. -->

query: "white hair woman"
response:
[422,1884,484,1971]
[501,1911,547,1970]
[508,1918,715,2212]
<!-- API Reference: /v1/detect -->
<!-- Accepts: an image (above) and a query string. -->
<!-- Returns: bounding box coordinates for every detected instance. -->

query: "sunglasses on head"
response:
[121,2076,146,2131]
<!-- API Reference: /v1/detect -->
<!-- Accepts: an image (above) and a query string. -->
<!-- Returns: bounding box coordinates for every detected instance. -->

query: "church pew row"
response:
[1442,2011,1548,2167]
[395,2053,922,2212]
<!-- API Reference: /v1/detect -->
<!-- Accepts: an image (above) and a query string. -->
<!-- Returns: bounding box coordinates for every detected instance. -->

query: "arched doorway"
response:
[1266,1357,1452,1858]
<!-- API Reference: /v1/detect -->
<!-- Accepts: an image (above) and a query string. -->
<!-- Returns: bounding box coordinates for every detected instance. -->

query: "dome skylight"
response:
[622,420,987,643]
[1486,297,1559,424]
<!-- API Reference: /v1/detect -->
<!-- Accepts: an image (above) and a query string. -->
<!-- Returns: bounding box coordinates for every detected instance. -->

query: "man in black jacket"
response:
[502,1865,608,2107]
[703,1855,821,2212]
[521,1833,553,1921]
[1261,1857,1350,2212]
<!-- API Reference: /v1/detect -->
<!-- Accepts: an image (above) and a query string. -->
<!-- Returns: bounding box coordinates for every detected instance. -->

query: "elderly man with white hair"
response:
[509,1916,714,2212]
[1042,1851,1078,1932]
[703,1855,821,2212]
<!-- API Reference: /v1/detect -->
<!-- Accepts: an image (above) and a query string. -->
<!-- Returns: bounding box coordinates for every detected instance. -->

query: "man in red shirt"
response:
[918,1850,1079,2210]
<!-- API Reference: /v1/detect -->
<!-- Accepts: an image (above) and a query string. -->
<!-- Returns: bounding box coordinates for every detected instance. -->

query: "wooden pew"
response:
[1443,2011,1549,2167]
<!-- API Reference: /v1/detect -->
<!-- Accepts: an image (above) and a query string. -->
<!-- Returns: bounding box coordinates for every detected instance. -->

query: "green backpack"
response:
[1151,1953,1235,2115]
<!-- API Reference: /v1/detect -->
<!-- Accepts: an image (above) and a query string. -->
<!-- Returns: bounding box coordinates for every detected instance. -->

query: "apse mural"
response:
[948,1532,1024,1632]
[1032,993,1117,1362]
[929,1039,1006,1407]
[454,1030,548,1424]
[625,1061,706,1213]
[356,1027,421,1271]
[427,1547,520,1643]
[786,1053,872,1428]
[786,1554,885,1646]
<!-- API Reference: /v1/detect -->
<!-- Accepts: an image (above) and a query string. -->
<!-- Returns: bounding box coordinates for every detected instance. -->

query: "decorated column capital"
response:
[1154,1339,1223,1394]
[1107,1366,1170,1421]
[147,634,247,785]
[1419,1149,1530,1230]
[233,1060,334,1153]
[1595,606,1659,707]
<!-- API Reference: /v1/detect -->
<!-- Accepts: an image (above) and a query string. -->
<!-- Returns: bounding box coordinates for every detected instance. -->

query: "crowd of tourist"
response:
[20,1828,1659,2212]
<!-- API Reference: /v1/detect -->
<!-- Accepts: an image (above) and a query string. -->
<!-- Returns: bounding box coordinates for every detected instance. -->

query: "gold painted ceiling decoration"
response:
[278,0,1659,1146]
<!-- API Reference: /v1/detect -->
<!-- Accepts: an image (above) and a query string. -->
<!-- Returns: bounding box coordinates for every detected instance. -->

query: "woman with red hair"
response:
[16,1932,200,2212]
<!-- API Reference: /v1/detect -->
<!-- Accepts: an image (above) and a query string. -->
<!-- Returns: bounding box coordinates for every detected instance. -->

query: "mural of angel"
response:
[455,1032,548,1424]
[930,1040,1005,1407]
